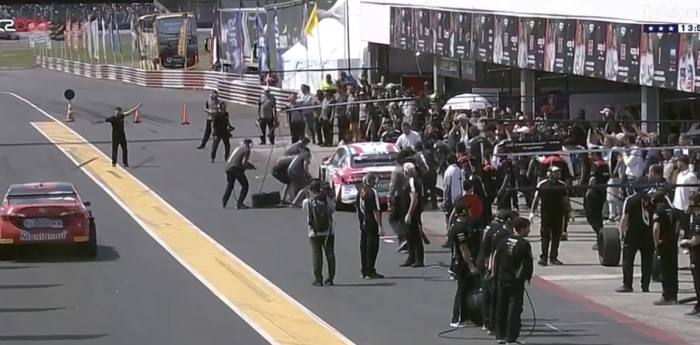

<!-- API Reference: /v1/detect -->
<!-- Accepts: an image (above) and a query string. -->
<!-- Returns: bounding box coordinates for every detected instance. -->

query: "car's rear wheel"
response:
[82,221,98,258]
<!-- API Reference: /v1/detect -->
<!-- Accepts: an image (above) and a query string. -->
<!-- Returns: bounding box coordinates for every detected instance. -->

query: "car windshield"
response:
[351,153,398,168]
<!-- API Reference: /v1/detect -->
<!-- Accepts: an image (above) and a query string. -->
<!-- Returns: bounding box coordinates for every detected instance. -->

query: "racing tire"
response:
[83,221,98,259]
[598,227,621,267]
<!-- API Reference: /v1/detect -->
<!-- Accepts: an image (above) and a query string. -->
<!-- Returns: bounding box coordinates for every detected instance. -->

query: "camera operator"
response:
[477,209,519,334]
[679,193,700,316]
[493,217,533,345]
[303,179,336,286]
[617,185,655,293]
[652,190,678,305]
[448,198,481,328]
[222,139,256,209]
[356,172,385,279]
[198,90,220,149]
[530,166,571,266]
[211,102,234,163]
[105,103,142,168]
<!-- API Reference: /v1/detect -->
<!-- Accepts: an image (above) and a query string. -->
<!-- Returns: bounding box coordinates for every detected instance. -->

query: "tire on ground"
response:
[598,227,621,267]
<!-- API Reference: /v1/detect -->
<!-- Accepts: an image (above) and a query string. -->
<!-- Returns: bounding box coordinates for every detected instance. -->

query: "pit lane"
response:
[0,91,269,344]
[0,69,691,345]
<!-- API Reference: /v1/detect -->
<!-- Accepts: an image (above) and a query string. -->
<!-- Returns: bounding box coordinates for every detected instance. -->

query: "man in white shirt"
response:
[673,156,698,242]
[442,153,462,224]
[395,122,421,151]
[621,138,644,179]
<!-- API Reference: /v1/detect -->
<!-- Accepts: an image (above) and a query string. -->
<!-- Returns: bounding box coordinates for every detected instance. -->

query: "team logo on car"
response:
[19,231,67,242]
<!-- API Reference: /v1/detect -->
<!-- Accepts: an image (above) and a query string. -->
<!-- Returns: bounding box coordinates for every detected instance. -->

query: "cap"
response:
[600,106,613,114]
[308,179,322,192]
[456,113,468,121]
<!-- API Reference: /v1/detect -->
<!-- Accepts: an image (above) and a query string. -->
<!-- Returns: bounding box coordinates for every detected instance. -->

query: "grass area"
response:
[0,34,211,70]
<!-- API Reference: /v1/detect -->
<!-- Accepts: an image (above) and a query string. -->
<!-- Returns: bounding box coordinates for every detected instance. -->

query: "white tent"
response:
[281,0,367,91]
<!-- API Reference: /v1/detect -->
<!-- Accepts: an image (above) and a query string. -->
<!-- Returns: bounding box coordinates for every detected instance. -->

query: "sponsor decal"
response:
[22,218,63,229]
[19,231,68,242]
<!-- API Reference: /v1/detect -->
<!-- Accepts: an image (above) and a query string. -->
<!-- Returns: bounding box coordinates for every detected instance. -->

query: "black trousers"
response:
[584,193,605,236]
[495,281,525,342]
[658,243,679,301]
[360,226,380,276]
[199,119,213,148]
[452,265,473,323]
[259,118,276,144]
[320,120,333,146]
[622,238,654,288]
[691,257,700,310]
[421,173,438,208]
[289,121,305,143]
[481,279,497,331]
[111,136,128,166]
[675,210,691,240]
[389,197,406,242]
[311,235,336,280]
[405,216,424,264]
[210,135,231,161]
[337,115,350,142]
[314,116,323,144]
[540,214,565,260]
[223,168,249,207]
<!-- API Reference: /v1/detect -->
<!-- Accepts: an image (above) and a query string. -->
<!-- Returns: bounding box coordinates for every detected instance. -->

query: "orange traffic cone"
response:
[133,109,142,123]
[65,102,75,122]
[181,104,190,125]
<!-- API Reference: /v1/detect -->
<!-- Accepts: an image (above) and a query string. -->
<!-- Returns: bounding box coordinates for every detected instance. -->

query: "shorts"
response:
[272,167,291,185]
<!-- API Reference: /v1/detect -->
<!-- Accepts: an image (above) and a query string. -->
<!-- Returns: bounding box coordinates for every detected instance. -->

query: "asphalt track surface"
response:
[0,69,691,345]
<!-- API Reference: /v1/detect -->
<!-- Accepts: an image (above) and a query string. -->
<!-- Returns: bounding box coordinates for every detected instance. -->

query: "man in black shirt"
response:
[585,151,610,250]
[199,91,220,149]
[287,147,312,206]
[211,102,234,163]
[477,209,518,333]
[223,139,256,209]
[105,103,142,168]
[282,137,310,157]
[413,141,439,209]
[651,191,678,305]
[617,190,655,293]
[530,166,571,266]
[356,172,385,279]
[679,193,700,316]
[400,162,425,267]
[493,217,533,345]
[448,200,481,327]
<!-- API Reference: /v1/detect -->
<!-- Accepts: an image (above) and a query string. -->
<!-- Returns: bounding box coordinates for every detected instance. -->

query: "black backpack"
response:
[308,194,332,234]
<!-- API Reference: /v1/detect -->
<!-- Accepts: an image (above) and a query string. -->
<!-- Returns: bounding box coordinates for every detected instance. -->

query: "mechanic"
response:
[210,102,234,163]
[287,147,312,206]
[303,179,336,286]
[680,193,700,316]
[448,199,481,328]
[617,186,655,293]
[651,190,679,305]
[477,209,519,334]
[530,166,571,266]
[282,136,310,157]
[272,155,295,200]
[287,94,307,143]
[222,139,256,209]
[389,153,409,252]
[400,162,425,267]
[105,103,142,168]
[585,151,610,250]
[257,86,277,145]
[493,217,533,345]
[413,141,439,209]
[198,90,220,149]
[356,172,385,279]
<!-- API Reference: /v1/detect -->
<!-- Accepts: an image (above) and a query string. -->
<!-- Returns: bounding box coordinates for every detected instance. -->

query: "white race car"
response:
[318,142,400,208]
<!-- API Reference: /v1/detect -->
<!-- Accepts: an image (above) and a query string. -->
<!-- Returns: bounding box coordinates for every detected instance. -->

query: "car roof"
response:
[6,182,76,197]
[345,142,399,156]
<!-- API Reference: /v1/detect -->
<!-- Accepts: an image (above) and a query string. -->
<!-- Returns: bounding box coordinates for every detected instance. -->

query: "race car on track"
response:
[319,142,399,208]
[0,32,20,40]
[0,182,97,258]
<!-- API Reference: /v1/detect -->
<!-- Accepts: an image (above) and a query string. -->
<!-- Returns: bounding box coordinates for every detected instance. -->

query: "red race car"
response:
[0,182,97,258]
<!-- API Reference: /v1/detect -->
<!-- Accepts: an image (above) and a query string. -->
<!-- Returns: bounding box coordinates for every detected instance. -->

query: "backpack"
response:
[308,194,332,234]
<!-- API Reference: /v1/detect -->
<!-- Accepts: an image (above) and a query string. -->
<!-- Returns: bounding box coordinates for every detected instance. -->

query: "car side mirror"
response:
[83,201,92,207]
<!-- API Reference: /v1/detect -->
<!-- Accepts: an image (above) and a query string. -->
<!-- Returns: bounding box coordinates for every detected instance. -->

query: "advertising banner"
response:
[389,7,414,51]
[473,14,494,63]
[640,31,679,89]
[432,10,451,57]
[436,56,460,78]
[493,15,518,67]
[518,18,546,70]
[604,23,641,84]
[413,8,433,54]
[544,19,576,74]
[451,12,472,60]
[220,10,244,75]
[678,34,700,93]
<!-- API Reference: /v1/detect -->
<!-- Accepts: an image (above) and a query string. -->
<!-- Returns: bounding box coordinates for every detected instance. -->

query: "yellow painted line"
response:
[31,121,353,345]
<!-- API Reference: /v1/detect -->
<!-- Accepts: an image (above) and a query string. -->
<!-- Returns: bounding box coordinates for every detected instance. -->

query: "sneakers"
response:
[449,320,468,328]
[615,285,633,293]
[497,340,506,344]
[653,298,678,306]
[323,278,334,286]
[365,273,385,279]
[549,258,563,265]
[312,279,323,286]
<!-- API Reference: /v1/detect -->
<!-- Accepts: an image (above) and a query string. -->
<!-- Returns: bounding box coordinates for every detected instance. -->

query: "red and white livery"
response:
[319,142,400,207]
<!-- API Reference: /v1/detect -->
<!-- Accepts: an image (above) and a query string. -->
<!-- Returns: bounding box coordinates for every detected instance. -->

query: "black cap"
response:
[308,179,322,192]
